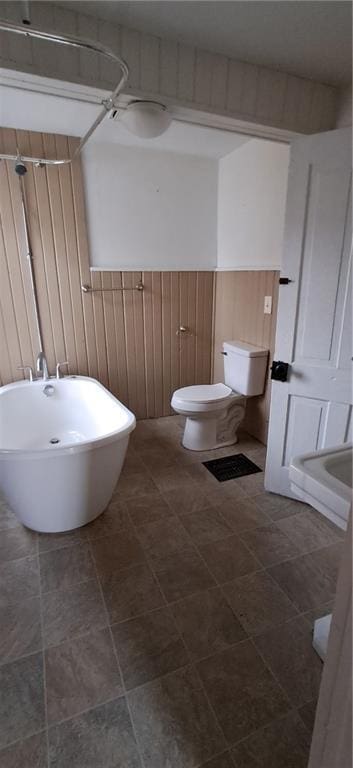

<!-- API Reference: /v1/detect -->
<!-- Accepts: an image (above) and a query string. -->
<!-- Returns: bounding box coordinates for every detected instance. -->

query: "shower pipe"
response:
[0,19,129,166]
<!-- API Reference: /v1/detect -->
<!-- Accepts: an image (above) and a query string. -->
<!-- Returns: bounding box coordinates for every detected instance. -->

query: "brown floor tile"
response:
[179,507,233,546]
[45,628,123,724]
[298,699,318,733]
[219,500,270,533]
[236,472,265,496]
[200,753,235,768]
[152,466,197,493]
[231,711,311,768]
[208,482,248,504]
[128,665,225,768]
[154,547,216,603]
[112,606,188,690]
[257,495,312,522]
[125,493,173,526]
[240,523,300,566]
[0,526,37,563]
[38,527,87,553]
[223,571,297,636]
[0,597,42,663]
[163,485,212,515]
[185,462,222,489]
[197,640,290,743]
[39,543,95,593]
[199,535,260,584]
[91,531,145,577]
[0,732,47,768]
[48,698,141,768]
[42,579,107,648]
[0,500,20,531]
[100,562,164,624]
[85,502,132,540]
[113,471,159,500]
[0,556,39,608]
[0,653,45,748]
[268,542,343,612]
[276,509,341,553]
[171,587,246,660]
[136,517,191,563]
[251,492,300,520]
[254,615,323,707]
[302,600,334,630]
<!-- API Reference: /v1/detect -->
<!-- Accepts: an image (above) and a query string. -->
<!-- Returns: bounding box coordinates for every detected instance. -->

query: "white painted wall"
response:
[217,139,290,270]
[82,142,218,270]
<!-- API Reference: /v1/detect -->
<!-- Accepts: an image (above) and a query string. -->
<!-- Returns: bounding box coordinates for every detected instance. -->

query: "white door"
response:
[265,127,352,496]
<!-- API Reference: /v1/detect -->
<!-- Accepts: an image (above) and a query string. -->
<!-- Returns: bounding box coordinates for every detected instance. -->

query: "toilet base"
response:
[182,396,246,451]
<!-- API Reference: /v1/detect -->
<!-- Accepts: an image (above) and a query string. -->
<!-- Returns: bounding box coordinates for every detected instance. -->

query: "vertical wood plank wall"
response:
[213,271,279,444]
[0,128,214,418]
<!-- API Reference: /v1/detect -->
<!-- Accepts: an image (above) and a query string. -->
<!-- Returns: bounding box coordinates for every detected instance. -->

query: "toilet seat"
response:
[174,383,231,404]
[171,383,233,414]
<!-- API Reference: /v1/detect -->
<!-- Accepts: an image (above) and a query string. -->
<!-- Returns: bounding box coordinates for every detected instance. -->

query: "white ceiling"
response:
[0,75,249,158]
[59,0,352,87]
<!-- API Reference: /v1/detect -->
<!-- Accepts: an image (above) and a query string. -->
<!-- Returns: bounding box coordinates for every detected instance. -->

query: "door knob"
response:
[271,361,290,382]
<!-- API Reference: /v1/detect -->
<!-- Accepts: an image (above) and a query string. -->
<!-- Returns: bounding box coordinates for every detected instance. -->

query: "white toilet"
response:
[171,340,268,451]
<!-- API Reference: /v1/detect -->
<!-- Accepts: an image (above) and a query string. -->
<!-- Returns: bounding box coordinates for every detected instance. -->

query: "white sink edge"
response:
[289,443,352,531]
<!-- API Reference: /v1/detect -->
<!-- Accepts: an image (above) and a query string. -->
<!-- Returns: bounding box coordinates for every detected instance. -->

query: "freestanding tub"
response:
[0,376,135,533]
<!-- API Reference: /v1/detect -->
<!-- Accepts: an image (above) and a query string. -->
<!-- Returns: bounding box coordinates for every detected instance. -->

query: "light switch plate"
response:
[264,296,272,314]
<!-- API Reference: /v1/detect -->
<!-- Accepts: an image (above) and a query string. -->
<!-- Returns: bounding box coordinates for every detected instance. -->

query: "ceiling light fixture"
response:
[120,100,172,138]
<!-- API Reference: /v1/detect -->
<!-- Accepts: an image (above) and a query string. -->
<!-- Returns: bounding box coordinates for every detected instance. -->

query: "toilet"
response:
[171,340,268,451]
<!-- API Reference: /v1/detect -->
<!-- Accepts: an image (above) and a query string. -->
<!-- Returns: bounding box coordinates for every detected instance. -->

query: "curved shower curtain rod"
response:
[0,19,129,166]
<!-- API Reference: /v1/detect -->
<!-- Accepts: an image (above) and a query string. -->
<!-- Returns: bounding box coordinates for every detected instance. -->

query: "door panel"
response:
[265,127,352,497]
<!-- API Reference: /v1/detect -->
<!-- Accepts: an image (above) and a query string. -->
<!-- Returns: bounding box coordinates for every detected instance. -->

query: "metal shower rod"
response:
[0,19,129,166]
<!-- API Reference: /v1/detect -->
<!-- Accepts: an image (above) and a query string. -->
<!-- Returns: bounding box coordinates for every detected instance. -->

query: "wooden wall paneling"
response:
[0,166,23,382]
[43,133,77,375]
[18,131,56,370]
[132,271,148,418]
[121,271,140,417]
[141,271,155,418]
[5,131,40,372]
[111,271,129,406]
[101,271,118,395]
[186,272,197,386]
[161,272,172,416]
[68,137,98,379]
[0,298,12,387]
[170,271,181,404]
[151,272,163,418]
[54,134,88,375]
[28,130,65,372]
[212,270,279,444]
[91,270,109,388]
[0,146,32,379]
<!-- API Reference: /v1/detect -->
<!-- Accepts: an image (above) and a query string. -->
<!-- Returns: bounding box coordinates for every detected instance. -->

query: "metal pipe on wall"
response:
[17,173,44,355]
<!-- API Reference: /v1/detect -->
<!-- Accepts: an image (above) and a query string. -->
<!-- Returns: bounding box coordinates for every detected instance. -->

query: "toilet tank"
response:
[222,341,268,396]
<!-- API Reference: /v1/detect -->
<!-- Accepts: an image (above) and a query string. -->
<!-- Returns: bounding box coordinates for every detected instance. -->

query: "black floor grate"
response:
[203,453,262,482]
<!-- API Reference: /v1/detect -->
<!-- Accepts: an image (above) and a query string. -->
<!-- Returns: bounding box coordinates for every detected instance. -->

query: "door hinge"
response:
[279,277,293,285]
[271,361,290,382]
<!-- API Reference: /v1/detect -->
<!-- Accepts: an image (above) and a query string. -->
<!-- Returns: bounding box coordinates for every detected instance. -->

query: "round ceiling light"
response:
[121,101,172,138]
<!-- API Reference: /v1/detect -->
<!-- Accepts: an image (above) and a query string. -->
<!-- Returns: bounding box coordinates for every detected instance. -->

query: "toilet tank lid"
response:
[223,340,268,358]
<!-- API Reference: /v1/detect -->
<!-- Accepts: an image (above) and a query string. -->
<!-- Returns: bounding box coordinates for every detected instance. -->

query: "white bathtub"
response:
[0,376,135,533]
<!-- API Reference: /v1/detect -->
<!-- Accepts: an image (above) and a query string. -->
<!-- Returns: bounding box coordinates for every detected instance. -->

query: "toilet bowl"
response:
[171,341,268,451]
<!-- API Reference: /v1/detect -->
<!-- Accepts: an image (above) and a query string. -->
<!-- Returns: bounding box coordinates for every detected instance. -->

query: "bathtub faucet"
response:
[36,352,50,380]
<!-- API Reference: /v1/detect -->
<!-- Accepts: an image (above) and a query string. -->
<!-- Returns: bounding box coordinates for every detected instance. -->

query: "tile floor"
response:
[0,416,344,768]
